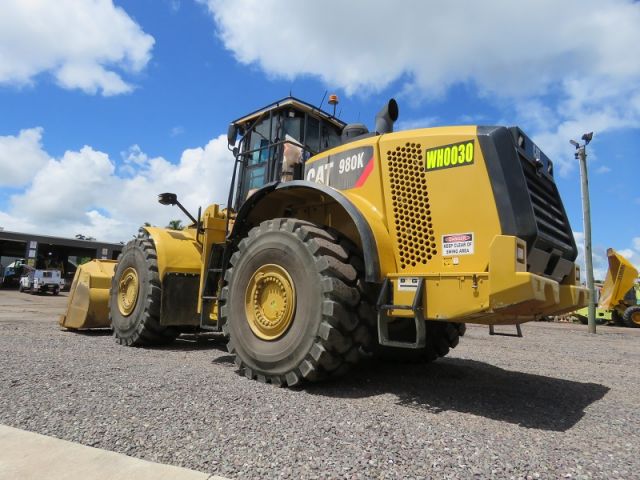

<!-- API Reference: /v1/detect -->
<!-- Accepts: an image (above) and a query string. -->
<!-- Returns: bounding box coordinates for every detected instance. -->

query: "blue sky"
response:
[0,0,639,277]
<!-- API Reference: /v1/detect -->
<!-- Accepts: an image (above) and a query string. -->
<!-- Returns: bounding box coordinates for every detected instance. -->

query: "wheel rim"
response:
[245,264,296,341]
[117,267,139,317]
[632,311,640,326]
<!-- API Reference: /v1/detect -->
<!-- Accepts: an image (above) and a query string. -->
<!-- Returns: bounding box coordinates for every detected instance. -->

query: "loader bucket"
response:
[59,260,117,329]
[598,248,639,310]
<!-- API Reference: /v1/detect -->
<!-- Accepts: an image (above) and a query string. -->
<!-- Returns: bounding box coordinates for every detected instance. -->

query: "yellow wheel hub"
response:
[117,267,139,317]
[632,311,640,326]
[245,264,296,341]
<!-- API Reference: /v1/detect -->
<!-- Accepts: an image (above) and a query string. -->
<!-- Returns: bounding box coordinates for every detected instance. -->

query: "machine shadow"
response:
[61,328,112,337]
[156,334,229,353]
[307,357,609,432]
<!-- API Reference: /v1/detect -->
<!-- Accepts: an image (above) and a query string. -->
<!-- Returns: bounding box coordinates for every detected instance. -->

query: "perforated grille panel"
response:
[387,142,437,269]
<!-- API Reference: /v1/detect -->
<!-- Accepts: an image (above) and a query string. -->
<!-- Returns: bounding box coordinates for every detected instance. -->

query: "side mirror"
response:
[227,123,238,146]
[157,192,198,225]
[158,192,177,206]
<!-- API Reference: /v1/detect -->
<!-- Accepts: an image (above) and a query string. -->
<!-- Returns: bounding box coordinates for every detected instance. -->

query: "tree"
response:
[166,219,184,230]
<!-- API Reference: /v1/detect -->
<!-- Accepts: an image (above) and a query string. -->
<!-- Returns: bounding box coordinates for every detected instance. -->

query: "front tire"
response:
[110,237,178,346]
[221,219,369,386]
[622,306,640,328]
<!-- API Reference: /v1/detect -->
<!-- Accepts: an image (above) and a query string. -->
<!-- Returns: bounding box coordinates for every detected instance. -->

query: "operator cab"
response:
[227,97,346,209]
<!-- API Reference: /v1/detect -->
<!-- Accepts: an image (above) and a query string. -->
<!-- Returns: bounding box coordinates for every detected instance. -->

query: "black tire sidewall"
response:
[623,306,640,328]
[110,246,152,339]
[227,230,324,376]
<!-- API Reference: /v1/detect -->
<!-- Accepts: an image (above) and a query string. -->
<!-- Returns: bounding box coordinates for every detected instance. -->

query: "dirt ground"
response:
[1,289,639,479]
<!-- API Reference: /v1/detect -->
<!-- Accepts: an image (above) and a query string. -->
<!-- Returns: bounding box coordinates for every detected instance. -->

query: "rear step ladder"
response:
[200,243,225,331]
[376,278,426,349]
[489,324,523,337]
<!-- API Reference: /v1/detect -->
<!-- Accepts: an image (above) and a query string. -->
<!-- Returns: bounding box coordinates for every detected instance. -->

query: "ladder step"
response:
[202,296,218,301]
[379,304,414,311]
[489,324,523,337]
[376,277,426,349]
[208,268,223,273]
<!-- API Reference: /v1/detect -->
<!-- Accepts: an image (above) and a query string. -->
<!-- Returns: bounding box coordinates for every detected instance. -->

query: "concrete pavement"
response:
[0,425,229,480]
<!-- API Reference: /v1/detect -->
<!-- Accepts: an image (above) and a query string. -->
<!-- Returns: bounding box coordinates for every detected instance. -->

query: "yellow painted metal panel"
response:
[377,126,502,275]
[383,235,588,325]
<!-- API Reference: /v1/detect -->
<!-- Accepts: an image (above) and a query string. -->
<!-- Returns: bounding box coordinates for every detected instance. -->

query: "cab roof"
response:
[231,96,346,130]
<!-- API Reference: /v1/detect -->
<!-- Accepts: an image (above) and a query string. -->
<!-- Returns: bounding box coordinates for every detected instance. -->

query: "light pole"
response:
[570,132,596,334]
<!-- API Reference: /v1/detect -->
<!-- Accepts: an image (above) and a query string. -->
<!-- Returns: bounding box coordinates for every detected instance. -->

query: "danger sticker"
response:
[442,233,474,256]
[397,277,420,291]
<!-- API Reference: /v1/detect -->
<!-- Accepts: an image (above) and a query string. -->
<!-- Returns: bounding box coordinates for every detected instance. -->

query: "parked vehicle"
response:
[0,259,27,288]
[19,269,64,295]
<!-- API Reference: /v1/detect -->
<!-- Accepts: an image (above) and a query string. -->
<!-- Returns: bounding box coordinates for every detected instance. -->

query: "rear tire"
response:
[622,306,640,328]
[110,237,178,346]
[342,248,465,363]
[370,319,466,363]
[220,218,370,386]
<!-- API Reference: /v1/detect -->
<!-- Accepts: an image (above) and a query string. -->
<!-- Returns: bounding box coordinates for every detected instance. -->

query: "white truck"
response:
[19,269,64,295]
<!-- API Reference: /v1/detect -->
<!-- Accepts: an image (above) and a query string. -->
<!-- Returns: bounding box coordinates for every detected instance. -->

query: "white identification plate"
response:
[442,233,474,256]
[397,277,420,291]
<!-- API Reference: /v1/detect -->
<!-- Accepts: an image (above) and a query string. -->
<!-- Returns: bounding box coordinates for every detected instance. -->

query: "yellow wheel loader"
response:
[61,96,588,386]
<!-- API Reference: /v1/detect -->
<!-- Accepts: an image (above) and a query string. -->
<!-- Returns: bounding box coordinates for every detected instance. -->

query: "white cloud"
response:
[0,129,234,242]
[596,165,612,174]
[0,0,154,95]
[201,0,640,175]
[618,249,634,259]
[170,126,185,137]
[574,231,609,281]
[0,128,50,186]
[203,0,640,96]
[121,144,149,174]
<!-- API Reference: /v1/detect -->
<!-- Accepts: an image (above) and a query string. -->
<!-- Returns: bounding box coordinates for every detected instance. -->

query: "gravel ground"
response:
[1,289,639,479]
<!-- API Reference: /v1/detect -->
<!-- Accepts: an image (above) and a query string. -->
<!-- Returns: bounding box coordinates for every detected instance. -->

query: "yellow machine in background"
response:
[597,248,640,327]
[61,96,588,386]
[60,260,116,329]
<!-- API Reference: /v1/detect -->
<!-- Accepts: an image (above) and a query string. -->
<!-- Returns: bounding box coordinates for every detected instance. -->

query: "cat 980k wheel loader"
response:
[60,96,589,386]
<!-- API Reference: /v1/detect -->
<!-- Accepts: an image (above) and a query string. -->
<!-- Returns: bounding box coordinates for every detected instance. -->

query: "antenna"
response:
[318,91,327,110]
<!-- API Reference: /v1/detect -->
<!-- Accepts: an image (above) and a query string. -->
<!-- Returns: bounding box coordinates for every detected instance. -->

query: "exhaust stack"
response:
[375,98,399,135]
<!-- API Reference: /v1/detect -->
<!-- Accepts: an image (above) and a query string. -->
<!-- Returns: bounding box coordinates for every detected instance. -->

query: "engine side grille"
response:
[387,142,438,270]
[519,157,574,253]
